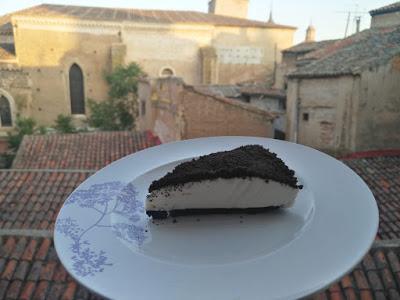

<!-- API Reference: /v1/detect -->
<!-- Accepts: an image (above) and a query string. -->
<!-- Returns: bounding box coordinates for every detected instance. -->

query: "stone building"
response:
[0,1,295,136]
[194,84,286,138]
[137,77,275,143]
[285,2,400,154]
[370,2,400,28]
[273,23,338,90]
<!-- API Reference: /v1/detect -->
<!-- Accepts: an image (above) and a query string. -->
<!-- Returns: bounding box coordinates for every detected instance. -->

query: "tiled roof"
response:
[12,131,160,170]
[10,4,296,30]
[240,86,286,99]
[282,40,337,54]
[0,235,103,299]
[193,85,286,100]
[0,43,15,60]
[370,2,400,16]
[310,246,400,299]
[343,154,400,240]
[289,27,400,78]
[193,85,242,98]
[1,131,400,298]
[0,170,92,230]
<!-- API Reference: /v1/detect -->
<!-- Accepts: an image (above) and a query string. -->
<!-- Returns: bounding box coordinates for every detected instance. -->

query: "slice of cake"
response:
[146,145,302,219]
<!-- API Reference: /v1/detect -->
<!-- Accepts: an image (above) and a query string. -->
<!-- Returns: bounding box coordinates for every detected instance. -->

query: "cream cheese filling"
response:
[146,178,298,212]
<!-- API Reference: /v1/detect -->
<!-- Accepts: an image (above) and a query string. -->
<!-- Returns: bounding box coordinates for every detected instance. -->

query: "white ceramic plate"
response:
[54,137,379,300]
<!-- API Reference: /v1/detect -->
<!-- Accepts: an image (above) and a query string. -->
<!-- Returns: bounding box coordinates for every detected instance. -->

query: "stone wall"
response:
[0,65,32,133]
[356,58,400,151]
[182,86,273,139]
[137,77,274,143]
[371,12,400,28]
[286,76,357,152]
[12,20,121,125]
[123,24,294,85]
[286,59,400,153]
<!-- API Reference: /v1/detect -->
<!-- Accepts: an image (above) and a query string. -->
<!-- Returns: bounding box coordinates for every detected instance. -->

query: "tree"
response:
[7,117,37,152]
[54,114,76,133]
[88,63,145,131]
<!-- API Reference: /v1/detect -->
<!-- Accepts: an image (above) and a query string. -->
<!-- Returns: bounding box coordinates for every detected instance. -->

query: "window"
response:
[141,100,146,116]
[0,95,12,127]
[160,67,174,77]
[69,63,85,114]
[303,113,309,121]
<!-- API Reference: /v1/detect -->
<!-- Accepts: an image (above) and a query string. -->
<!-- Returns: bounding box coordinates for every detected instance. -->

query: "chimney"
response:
[355,16,361,33]
[305,24,316,42]
[208,0,249,19]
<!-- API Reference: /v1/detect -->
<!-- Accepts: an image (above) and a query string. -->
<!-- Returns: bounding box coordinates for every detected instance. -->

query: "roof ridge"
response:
[5,3,296,30]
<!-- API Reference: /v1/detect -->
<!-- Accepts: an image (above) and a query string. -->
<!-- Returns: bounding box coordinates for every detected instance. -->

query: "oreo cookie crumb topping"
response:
[149,145,301,192]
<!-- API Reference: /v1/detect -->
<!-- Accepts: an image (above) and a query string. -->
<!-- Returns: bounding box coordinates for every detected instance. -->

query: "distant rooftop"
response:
[240,86,286,99]
[12,131,160,170]
[289,27,400,78]
[282,40,338,55]
[370,1,400,16]
[194,85,241,99]
[194,84,286,100]
[4,4,296,31]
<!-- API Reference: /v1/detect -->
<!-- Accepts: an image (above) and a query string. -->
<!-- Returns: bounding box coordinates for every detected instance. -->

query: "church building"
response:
[0,0,296,132]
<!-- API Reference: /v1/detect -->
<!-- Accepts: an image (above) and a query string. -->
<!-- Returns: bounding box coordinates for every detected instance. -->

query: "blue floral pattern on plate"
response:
[56,181,149,277]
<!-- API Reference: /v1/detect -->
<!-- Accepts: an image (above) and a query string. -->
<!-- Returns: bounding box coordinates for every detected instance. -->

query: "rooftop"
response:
[282,39,338,55]
[240,86,286,99]
[193,84,286,100]
[370,1,400,16]
[193,85,242,98]
[1,131,399,298]
[6,4,296,30]
[289,26,400,78]
[12,130,160,170]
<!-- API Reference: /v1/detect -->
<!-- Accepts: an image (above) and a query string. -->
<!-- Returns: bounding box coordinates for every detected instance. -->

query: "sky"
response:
[0,0,394,43]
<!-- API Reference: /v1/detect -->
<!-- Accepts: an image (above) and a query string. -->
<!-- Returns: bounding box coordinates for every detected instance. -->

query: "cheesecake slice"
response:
[146,145,302,219]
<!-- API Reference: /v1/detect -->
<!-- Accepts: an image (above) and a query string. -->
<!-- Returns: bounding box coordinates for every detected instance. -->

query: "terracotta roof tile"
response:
[282,40,338,54]
[0,171,92,230]
[370,2,400,16]
[1,133,400,298]
[12,130,160,170]
[289,27,400,78]
[343,154,400,239]
[0,236,103,299]
[9,3,296,30]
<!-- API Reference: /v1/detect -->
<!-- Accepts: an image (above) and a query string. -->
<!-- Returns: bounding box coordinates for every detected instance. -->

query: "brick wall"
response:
[138,78,274,143]
[182,86,273,139]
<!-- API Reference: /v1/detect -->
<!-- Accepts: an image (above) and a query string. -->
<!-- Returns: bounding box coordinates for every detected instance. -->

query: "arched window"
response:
[0,95,12,127]
[160,67,175,77]
[69,63,85,114]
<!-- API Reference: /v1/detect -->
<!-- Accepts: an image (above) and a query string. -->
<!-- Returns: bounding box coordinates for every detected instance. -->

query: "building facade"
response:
[0,1,296,134]
[285,4,400,153]
[137,77,275,143]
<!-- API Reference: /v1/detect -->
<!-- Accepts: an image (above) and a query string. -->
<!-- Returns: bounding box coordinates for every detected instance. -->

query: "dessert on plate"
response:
[146,145,302,219]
